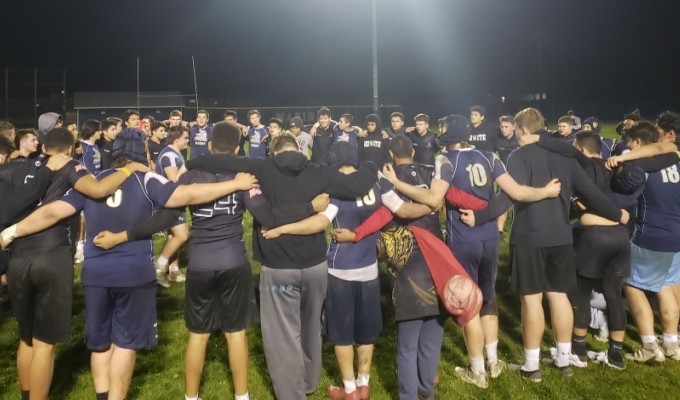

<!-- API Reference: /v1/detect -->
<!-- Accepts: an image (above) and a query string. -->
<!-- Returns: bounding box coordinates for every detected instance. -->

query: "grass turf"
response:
[2,123,668,400]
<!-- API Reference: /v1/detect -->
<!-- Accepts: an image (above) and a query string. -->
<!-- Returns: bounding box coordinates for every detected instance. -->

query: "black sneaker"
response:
[509,363,542,383]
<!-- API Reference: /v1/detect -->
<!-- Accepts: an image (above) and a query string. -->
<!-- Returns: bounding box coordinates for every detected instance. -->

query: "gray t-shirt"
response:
[293,131,313,159]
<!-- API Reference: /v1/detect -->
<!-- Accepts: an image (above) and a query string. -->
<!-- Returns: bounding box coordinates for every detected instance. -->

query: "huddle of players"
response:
[1,104,679,400]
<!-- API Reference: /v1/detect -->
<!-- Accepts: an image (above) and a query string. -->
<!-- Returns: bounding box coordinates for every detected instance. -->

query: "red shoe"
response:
[326,385,360,400]
[357,385,370,399]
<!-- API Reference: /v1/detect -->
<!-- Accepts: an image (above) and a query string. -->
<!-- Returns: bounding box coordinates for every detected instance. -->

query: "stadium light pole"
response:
[372,0,379,114]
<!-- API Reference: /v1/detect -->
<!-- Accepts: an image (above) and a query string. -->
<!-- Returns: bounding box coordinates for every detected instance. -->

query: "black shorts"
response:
[184,264,258,333]
[7,247,73,345]
[575,225,630,279]
[324,274,382,345]
[84,281,158,351]
[510,244,576,295]
[449,240,498,304]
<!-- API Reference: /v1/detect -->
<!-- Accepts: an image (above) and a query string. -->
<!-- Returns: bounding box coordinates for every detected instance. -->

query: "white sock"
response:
[663,333,678,346]
[169,264,179,273]
[485,341,498,364]
[185,394,199,400]
[343,379,356,393]
[522,348,540,371]
[157,256,169,269]
[235,392,249,400]
[356,373,370,387]
[554,342,571,368]
[556,341,571,355]
[470,356,485,375]
[642,335,658,344]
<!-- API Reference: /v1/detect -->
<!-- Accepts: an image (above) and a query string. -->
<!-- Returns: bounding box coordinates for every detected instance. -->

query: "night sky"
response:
[2,0,680,107]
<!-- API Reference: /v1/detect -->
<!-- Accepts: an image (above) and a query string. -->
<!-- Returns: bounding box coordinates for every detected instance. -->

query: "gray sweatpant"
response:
[259,262,328,400]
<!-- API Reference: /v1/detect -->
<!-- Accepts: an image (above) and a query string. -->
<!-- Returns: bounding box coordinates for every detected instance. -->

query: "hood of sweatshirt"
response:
[271,150,309,176]
[38,112,62,136]
[365,113,382,135]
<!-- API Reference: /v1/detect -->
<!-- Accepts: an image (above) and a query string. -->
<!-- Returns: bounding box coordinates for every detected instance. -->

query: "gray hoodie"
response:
[37,112,62,142]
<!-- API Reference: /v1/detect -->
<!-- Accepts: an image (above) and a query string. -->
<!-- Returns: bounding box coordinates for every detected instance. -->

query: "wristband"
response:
[119,167,132,177]
[1,224,18,246]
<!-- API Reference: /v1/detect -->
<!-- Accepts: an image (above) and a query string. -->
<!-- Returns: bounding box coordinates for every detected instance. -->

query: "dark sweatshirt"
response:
[186,151,378,269]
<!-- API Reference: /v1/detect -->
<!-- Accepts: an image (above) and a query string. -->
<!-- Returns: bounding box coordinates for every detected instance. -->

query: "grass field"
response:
[3,123,675,400]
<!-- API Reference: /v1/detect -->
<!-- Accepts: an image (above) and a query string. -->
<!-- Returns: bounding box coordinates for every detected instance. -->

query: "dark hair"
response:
[44,128,75,153]
[14,128,37,149]
[656,110,680,135]
[389,134,414,158]
[150,121,167,132]
[223,109,237,119]
[123,109,139,123]
[627,121,658,145]
[166,125,187,144]
[210,122,241,154]
[0,135,13,157]
[80,119,101,140]
[317,106,331,118]
[470,105,486,116]
[106,116,123,124]
[101,120,117,131]
[269,133,299,154]
[390,112,405,121]
[268,117,283,129]
[574,131,602,154]
[414,113,429,123]
[142,115,155,122]
[196,109,209,119]
[340,114,354,125]
[247,109,260,118]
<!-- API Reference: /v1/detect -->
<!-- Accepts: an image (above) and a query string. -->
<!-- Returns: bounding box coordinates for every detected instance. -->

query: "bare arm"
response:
[165,173,258,208]
[261,214,331,239]
[393,202,436,219]
[1,200,77,248]
[495,173,561,202]
[163,166,180,182]
[73,162,149,199]
[606,141,679,169]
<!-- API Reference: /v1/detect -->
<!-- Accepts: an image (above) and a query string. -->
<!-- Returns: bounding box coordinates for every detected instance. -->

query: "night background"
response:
[2,0,680,121]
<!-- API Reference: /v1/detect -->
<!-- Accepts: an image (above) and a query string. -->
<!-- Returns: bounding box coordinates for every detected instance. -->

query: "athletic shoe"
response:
[508,363,542,383]
[544,347,587,368]
[487,359,506,378]
[661,342,680,361]
[625,342,665,365]
[155,269,171,288]
[356,385,370,400]
[587,351,625,370]
[454,366,489,389]
[169,267,186,283]
[326,385,360,400]
[74,248,84,264]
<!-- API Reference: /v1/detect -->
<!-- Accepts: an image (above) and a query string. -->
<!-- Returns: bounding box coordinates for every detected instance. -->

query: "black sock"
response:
[572,334,587,356]
[21,390,29,400]
[96,392,109,400]
[609,340,624,361]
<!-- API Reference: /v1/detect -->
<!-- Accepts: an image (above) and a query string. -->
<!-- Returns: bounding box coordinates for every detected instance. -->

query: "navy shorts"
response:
[184,263,259,333]
[510,244,576,295]
[324,274,382,345]
[448,240,498,304]
[84,281,158,351]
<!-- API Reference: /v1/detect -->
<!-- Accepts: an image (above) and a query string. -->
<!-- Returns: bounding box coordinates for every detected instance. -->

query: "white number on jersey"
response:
[465,163,488,187]
[661,165,680,183]
[356,189,377,207]
[106,189,123,208]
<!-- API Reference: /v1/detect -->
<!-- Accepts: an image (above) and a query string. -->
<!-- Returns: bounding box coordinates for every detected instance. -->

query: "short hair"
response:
[390,112,405,121]
[150,121,167,132]
[627,121,658,145]
[15,129,37,149]
[656,110,680,135]
[247,109,260,118]
[317,106,331,118]
[470,105,486,116]
[0,121,15,138]
[166,125,188,144]
[210,122,241,154]
[106,117,122,125]
[389,134,414,158]
[514,108,546,134]
[268,117,283,129]
[558,116,574,125]
[223,109,237,119]
[196,109,209,119]
[340,114,354,125]
[414,113,429,123]
[43,128,75,153]
[101,120,117,131]
[80,120,101,140]
[0,135,13,157]
[142,115,155,122]
[169,110,182,118]
[270,133,300,154]
[499,115,515,125]
[574,131,602,154]
[123,109,139,123]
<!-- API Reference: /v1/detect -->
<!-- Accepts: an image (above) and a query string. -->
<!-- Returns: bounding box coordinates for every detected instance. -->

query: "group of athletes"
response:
[0,103,678,400]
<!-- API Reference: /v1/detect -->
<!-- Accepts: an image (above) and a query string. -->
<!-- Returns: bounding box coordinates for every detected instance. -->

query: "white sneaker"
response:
[587,350,625,370]
[169,266,185,283]
[544,347,587,368]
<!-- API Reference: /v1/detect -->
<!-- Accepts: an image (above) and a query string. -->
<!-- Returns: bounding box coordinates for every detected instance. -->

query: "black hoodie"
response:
[186,151,378,269]
[359,114,389,167]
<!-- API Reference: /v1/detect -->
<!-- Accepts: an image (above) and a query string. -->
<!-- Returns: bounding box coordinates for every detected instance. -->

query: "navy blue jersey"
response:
[189,124,212,160]
[332,126,359,152]
[601,138,616,160]
[444,149,506,243]
[178,169,248,271]
[62,170,178,287]
[409,131,440,166]
[632,162,680,252]
[247,126,269,159]
[156,146,184,177]
[12,159,90,253]
[310,122,337,165]
[80,141,101,174]
[326,177,400,270]
[394,163,441,238]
